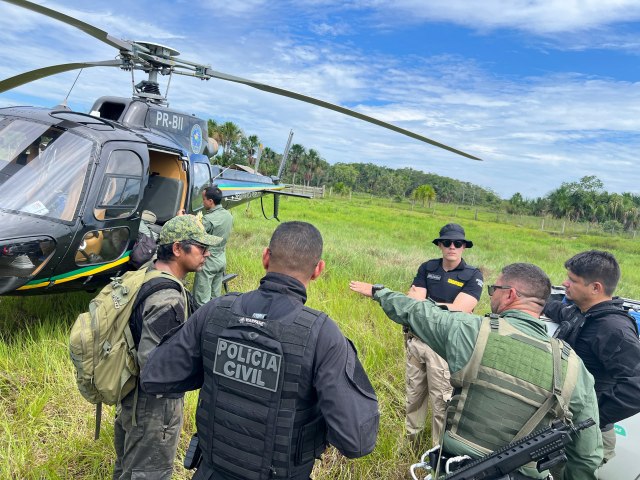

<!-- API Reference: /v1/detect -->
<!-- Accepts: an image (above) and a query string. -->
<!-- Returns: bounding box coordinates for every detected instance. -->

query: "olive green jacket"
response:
[202,204,233,259]
[373,288,603,480]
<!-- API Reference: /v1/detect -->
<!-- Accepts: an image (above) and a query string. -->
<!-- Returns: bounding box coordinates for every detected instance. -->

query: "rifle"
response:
[410,418,595,480]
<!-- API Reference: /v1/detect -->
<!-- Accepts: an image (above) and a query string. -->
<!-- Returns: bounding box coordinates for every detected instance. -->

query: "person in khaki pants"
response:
[406,223,483,447]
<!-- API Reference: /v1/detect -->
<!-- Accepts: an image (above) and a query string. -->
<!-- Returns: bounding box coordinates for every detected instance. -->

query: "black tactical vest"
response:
[196,293,328,480]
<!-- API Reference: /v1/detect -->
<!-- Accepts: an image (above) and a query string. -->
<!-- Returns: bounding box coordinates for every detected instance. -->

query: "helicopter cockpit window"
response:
[0,120,93,222]
[191,162,211,212]
[75,226,129,266]
[94,150,143,220]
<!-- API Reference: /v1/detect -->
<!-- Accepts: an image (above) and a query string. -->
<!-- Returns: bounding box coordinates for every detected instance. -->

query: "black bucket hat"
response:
[432,223,473,248]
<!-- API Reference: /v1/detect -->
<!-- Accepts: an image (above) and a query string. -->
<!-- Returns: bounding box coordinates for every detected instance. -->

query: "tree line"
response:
[507,175,640,232]
[207,119,500,206]
[207,119,639,229]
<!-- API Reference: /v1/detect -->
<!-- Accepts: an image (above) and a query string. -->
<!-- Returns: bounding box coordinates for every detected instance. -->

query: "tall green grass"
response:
[1,194,639,479]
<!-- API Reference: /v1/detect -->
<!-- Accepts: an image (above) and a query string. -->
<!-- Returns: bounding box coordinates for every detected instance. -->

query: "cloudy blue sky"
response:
[1,0,640,198]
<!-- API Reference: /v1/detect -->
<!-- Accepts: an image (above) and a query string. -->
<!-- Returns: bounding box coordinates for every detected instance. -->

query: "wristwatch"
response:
[371,284,385,297]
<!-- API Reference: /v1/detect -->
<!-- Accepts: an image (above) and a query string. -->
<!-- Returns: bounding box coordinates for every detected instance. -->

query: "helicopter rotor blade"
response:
[0,60,122,94]
[204,69,482,161]
[0,0,481,161]
[2,0,134,53]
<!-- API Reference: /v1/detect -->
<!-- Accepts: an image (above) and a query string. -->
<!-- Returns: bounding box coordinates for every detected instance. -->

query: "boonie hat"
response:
[432,223,473,248]
[159,215,223,246]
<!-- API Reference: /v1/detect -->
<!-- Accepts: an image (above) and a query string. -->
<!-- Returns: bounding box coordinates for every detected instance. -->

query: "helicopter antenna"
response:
[276,130,294,179]
[130,67,136,96]
[61,68,83,107]
[164,71,173,107]
[254,144,264,173]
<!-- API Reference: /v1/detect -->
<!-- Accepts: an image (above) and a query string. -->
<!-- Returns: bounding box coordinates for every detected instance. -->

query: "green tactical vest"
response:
[445,314,580,457]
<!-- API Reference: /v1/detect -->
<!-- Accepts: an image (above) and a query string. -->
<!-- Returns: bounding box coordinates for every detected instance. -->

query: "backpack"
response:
[129,231,158,269]
[69,267,181,437]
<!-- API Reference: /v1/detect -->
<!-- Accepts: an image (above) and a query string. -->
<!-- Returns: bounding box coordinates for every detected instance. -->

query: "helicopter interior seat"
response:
[140,174,184,224]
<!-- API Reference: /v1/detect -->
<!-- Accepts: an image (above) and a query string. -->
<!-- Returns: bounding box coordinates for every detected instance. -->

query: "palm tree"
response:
[260,147,279,176]
[288,144,305,185]
[304,149,320,186]
[609,194,624,222]
[623,207,640,231]
[217,121,243,165]
[314,165,324,186]
[423,184,436,208]
[244,134,260,167]
[411,187,423,208]
[412,184,436,207]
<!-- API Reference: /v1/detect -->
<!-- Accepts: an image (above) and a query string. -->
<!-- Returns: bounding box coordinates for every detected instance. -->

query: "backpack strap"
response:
[127,270,184,427]
[129,274,184,347]
[512,338,577,439]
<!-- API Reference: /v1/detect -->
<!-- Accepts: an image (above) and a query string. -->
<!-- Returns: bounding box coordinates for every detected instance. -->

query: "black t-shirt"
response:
[412,258,483,303]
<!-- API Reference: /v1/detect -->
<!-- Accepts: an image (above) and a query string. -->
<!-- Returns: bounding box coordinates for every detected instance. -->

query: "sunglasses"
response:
[440,240,465,248]
[487,284,511,296]
[487,285,534,298]
[184,241,209,254]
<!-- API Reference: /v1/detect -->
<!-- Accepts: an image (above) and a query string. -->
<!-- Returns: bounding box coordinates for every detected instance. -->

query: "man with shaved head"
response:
[142,221,379,480]
[351,263,602,480]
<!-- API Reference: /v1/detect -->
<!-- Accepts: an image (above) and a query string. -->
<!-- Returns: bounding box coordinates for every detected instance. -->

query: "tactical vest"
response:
[445,314,580,456]
[196,293,328,480]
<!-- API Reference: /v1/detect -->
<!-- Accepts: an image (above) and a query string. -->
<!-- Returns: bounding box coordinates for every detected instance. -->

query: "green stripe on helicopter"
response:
[18,251,132,290]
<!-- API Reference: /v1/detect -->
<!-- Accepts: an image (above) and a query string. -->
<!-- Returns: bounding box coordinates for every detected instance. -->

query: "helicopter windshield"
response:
[0,120,94,222]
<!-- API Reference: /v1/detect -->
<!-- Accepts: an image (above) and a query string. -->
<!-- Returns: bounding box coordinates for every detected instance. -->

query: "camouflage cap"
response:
[159,215,223,246]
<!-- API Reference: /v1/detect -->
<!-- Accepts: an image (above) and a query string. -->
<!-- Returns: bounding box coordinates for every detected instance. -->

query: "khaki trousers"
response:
[601,426,616,463]
[405,334,453,445]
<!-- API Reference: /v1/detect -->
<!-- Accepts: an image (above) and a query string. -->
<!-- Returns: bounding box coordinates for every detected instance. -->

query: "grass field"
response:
[1,194,639,479]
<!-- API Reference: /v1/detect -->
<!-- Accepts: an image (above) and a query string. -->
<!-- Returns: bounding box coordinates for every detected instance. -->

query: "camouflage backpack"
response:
[69,267,178,437]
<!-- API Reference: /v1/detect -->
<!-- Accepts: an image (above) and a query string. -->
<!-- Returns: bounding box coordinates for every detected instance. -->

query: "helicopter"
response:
[0,0,480,296]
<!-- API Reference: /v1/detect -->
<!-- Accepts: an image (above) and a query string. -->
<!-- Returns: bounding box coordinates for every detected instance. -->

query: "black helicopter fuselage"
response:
[0,99,284,296]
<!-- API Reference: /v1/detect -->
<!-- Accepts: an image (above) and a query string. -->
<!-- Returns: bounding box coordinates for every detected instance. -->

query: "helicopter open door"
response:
[139,147,188,225]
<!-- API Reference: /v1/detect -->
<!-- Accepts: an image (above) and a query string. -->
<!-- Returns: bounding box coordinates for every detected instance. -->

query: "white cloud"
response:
[347,0,640,34]
[2,0,640,198]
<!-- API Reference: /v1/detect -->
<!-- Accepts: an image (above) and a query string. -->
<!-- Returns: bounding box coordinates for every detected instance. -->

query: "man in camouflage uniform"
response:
[113,215,222,480]
[351,263,603,480]
[193,185,233,306]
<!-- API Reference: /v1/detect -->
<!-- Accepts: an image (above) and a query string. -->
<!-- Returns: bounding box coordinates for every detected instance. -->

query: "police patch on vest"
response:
[448,278,464,287]
[213,339,282,392]
[427,273,441,281]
